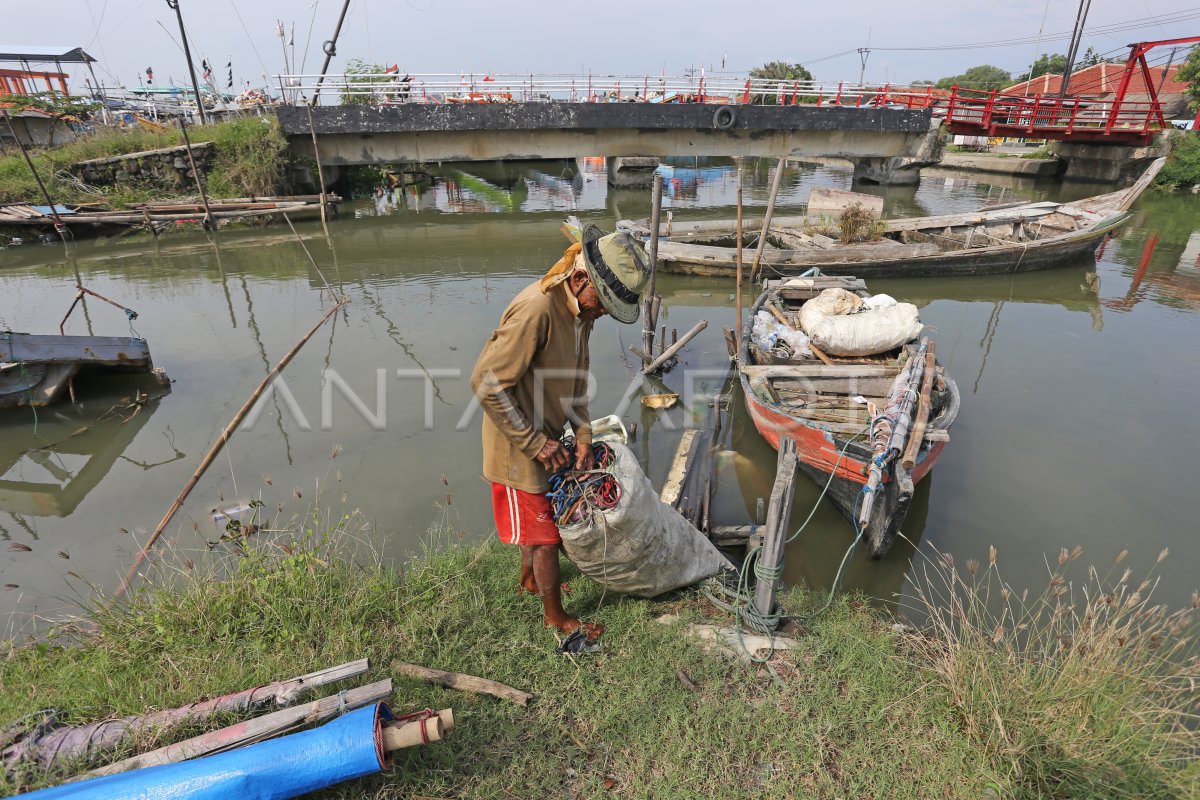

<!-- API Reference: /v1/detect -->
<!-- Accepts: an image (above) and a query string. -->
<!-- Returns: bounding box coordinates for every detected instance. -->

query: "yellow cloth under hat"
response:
[539,242,582,294]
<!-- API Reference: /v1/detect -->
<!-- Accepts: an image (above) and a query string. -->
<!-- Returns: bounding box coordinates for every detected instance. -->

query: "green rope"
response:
[703,424,871,664]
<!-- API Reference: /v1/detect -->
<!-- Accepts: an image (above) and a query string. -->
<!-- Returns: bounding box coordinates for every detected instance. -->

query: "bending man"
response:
[470,225,650,638]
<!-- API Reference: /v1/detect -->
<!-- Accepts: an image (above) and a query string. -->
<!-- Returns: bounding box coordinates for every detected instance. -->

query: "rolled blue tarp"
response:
[24,702,393,800]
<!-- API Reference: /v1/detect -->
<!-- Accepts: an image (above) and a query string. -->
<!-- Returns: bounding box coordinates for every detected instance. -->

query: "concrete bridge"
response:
[275,103,943,186]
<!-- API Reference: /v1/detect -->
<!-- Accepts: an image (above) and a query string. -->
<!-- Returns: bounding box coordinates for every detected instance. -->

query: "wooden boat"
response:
[0,333,165,409]
[0,195,338,233]
[738,276,960,557]
[620,157,1164,279]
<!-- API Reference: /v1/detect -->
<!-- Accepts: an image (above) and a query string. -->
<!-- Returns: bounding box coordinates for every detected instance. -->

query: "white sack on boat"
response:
[799,288,923,356]
[558,443,732,598]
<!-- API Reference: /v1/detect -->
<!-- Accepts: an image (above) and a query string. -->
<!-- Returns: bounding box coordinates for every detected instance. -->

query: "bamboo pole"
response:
[642,319,707,375]
[178,119,214,230]
[641,173,664,365]
[114,298,348,599]
[748,157,787,284]
[2,109,69,250]
[735,165,744,359]
[901,343,937,470]
[304,102,333,242]
[311,0,353,105]
[382,716,445,750]
[77,679,392,780]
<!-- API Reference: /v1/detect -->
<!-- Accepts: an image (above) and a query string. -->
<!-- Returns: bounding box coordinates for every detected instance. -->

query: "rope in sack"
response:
[546,441,620,525]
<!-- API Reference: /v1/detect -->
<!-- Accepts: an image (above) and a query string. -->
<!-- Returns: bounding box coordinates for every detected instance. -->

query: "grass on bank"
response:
[0,117,290,207]
[1,520,1196,799]
[1158,130,1200,189]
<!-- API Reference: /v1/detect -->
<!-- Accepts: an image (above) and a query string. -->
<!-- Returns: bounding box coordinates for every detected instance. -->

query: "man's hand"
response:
[574,441,595,471]
[536,439,572,472]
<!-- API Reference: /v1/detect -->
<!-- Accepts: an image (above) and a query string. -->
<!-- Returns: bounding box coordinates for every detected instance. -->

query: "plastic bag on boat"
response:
[558,443,733,598]
[798,288,923,357]
[863,293,898,309]
[751,310,812,359]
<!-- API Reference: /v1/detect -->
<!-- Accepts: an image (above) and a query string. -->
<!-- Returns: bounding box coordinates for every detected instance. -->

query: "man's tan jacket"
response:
[470,280,593,494]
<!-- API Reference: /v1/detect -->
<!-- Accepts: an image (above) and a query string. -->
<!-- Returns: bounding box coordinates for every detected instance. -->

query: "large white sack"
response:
[798,288,923,356]
[558,443,732,598]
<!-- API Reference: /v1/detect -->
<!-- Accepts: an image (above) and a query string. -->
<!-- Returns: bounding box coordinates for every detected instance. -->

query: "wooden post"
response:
[643,319,707,375]
[178,120,214,230]
[304,102,333,242]
[641,173,664,365]
[748,157,786,284]
[735,165,744,360]
[167,0,207,125]
[753,438,797,627]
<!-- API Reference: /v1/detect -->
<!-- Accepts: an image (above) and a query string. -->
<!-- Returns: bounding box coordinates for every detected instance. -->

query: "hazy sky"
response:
[5,0,1199,92]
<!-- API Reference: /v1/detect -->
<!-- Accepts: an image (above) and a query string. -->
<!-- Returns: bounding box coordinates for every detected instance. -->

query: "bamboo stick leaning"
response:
[115,295,349,599]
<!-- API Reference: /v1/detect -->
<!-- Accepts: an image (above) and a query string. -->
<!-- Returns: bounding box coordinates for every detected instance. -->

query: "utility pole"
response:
[312,0,353,106]
[1158,47,1179,93]
[857,49,871,86]
[166,0,207,124]
[1058,0,1093,97]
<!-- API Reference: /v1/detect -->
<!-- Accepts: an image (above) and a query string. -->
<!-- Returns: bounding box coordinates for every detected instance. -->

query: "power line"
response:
[871,9,1200,52]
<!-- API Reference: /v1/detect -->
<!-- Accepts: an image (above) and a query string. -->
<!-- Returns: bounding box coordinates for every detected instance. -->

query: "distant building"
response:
[0,45,97,147]
[1003,62,1192,119]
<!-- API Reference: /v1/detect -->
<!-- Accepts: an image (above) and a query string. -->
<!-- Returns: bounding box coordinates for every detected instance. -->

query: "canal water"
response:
[2,157,1198,633]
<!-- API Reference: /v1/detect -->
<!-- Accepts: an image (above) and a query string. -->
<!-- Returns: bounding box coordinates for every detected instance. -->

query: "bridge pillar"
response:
[847,118,945,186]
[1051,138,1169,184]
[606,156,660,188]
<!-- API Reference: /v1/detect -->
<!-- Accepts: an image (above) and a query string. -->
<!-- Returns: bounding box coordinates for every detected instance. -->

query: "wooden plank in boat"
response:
[657,239,938,266]
[773,377,898,396]
[766,276,866,292]
[742,364,898,379]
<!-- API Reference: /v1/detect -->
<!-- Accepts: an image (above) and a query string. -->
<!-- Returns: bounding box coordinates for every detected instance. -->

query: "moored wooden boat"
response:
[621,157,1164,279]
[0,195,339,233]
[738,276,960,557]
[0,333,165,409]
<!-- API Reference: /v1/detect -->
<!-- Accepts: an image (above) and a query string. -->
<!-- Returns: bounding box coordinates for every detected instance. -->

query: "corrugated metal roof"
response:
[0,46,95,64]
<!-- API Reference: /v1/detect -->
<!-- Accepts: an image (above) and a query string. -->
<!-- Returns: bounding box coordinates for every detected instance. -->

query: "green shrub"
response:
[1157,130,1200,189]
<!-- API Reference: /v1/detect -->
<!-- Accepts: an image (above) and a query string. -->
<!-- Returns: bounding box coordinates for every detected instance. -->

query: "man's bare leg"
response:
[531,543,603,640]
[518,545,537,595]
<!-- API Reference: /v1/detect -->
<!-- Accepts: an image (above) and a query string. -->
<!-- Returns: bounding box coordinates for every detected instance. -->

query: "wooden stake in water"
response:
[748,157,787,284]
[735,165,744,358]
[304,101,333,243]
[641,173,664,366]
[178,119,214,230]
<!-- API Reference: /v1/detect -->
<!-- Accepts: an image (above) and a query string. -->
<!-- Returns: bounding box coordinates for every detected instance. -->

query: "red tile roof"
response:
[1002,63,1187,98]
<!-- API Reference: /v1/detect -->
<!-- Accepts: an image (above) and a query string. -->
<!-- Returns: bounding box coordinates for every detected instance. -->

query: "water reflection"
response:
[0,380,173,523]
[2,157,1199,627]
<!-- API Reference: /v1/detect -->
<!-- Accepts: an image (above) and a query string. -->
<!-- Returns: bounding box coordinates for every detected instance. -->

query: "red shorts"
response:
[491,483,560,546]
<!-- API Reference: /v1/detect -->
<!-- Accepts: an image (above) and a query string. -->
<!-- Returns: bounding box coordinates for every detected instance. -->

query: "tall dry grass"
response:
[904,544,1199,798]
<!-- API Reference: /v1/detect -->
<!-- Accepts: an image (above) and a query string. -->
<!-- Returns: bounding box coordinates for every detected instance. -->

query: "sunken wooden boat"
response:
[622,157,1164,279]
[0,333,165,409]
[739,276,960,557]
[0,195,338,234]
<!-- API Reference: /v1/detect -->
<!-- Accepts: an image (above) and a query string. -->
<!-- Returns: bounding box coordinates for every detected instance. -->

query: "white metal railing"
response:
[273,72,907,107]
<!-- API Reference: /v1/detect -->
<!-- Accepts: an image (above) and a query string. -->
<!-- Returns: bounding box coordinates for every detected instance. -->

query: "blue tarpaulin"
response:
[24,703,392,800]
